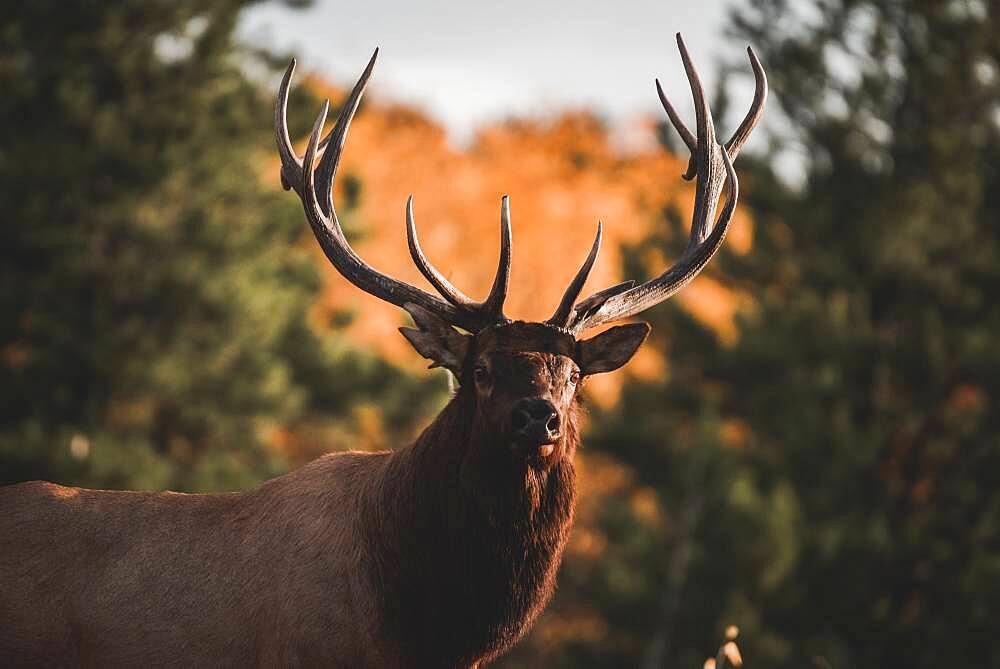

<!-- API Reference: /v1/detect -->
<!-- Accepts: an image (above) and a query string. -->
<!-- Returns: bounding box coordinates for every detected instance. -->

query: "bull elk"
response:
[0,34,765,667]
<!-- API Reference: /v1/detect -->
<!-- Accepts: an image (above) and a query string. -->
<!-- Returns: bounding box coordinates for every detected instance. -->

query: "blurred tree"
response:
[505,1,1000,667]
[0,1,444,492]
[714,2,1000,665]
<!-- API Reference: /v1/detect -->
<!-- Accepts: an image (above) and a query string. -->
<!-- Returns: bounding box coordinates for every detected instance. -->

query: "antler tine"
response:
[314,48,378,217]
[725,45,768,158]
[656,77,697,154]
[572,280,636,321]
[275,58,300,192]
[406,195,478,309]
[274,58,336,193]
[676,32,721,247]
[405,195,512,323]
[657,34,716,184]
[547,222,602,328]
[656,39,768,183]
[657,77,697,182]
[302,100,331,214]
[567,34,762,333]
[482,196,512,319]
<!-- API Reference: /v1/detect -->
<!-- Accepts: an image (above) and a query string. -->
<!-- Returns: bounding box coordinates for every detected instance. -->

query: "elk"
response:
[0,34,765,668]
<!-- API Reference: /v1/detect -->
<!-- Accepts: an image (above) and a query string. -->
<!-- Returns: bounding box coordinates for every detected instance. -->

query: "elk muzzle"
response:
[510,398,561,457]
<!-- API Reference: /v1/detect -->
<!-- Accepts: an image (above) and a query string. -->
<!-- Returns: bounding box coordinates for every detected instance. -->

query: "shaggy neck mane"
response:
[361,385,580,667]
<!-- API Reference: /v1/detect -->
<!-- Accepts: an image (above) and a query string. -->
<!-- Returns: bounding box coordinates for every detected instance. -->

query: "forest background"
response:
[3,1,997,667]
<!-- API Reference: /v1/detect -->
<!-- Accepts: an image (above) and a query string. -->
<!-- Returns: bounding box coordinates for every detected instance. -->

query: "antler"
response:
[275,50,511,333]
[566,33,767,332]
[277,40,765,337]
[546,222,605,328]
[406,195,511,323]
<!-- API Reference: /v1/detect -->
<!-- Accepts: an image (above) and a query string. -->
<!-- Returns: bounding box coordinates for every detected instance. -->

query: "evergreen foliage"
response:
[0,1,444,492]
[523,2,1000,666]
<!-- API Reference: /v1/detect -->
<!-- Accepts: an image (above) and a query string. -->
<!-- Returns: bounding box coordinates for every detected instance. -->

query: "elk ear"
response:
[399,303,472,376]
[577,322,651,375]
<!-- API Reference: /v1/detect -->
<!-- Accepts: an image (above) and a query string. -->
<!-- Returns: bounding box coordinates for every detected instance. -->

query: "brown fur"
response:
[0,321,654,668]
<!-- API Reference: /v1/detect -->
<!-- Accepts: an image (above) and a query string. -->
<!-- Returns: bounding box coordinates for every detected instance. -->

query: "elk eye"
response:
[569,371,581,386]
[474,366,491,385]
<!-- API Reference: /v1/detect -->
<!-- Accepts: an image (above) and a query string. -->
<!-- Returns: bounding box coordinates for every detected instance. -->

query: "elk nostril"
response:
[546,414,561,434]
[511,399,559,438]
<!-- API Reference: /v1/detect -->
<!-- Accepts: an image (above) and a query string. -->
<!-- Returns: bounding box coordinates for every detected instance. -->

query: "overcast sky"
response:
[239,0,762,149]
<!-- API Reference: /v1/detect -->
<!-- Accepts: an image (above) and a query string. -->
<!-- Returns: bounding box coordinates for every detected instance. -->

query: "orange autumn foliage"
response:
[268,74,752,404]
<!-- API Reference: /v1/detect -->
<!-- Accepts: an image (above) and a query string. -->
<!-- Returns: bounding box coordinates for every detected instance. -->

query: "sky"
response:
[238,0,761,150]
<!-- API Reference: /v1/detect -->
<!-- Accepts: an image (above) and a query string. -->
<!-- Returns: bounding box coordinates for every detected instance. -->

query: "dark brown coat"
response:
[0,403,574,667]
[0,319,647,668]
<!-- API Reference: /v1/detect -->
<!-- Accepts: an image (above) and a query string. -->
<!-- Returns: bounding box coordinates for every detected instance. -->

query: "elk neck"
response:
[359,383,580,665]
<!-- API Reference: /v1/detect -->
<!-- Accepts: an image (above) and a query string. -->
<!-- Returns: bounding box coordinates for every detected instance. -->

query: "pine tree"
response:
[0,1,445,492]
[715,3,1000,665]
[515,2,1000,667]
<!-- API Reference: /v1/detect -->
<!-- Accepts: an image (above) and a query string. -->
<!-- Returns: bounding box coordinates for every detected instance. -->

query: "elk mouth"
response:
[510,428,561,462]
[510,437,560,461]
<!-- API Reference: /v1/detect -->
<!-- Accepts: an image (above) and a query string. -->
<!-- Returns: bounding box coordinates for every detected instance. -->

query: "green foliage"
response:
[718,3,1000,665]
[0,1,444,492]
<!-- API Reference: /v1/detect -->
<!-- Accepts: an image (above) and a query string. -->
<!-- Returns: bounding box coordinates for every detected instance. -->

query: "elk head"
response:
[274,35,766,477]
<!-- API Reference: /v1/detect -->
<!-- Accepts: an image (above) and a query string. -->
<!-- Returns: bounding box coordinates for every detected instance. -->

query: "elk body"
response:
[0,35,765,668]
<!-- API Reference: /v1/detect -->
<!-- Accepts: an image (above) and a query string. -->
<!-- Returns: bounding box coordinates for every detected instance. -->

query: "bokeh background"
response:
[3,1,998,667]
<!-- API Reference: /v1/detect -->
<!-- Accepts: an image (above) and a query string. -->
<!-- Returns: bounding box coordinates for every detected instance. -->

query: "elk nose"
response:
[510,398,561,444]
